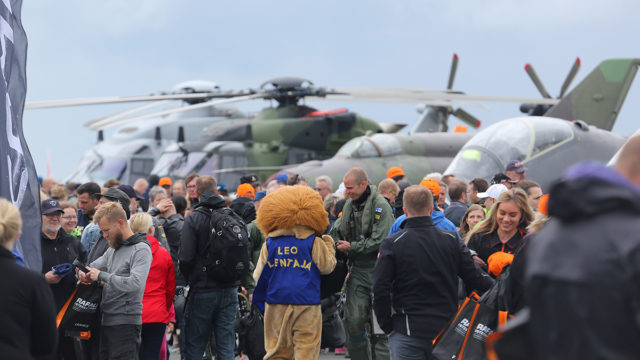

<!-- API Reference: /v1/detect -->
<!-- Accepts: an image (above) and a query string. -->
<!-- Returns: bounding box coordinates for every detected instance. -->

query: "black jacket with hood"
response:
[526,162,640,360]
[179,190,238,290]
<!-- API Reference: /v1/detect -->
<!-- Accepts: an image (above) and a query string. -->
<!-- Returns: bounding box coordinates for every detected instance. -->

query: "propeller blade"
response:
[90,93,263,131]
[447,53,459,90]
[524,63,552,99]
[452,108,482,128]
[83,100,170,127]
[558,57,581,98]
[25,92,240,110]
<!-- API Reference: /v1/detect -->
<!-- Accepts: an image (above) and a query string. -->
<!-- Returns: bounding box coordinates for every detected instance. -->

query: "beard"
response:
[44,225,61,234]
[108,231,125,249]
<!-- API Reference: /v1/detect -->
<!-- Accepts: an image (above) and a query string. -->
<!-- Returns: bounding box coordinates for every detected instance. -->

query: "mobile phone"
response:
[73,259,90,273]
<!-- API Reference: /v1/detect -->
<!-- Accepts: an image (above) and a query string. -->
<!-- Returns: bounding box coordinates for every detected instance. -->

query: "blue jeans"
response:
[389,331,432,360]
[184,288,238,360]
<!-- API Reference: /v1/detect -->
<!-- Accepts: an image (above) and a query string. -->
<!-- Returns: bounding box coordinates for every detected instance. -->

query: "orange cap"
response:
[538,193,550,215]
[159,177,172,187]
[487,251,514,277]
[419,178,440,197]
[387,167,405,179]
[237,183,255,199]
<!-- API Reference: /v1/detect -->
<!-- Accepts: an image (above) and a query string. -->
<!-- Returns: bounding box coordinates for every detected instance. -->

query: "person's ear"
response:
[428,205,434,216]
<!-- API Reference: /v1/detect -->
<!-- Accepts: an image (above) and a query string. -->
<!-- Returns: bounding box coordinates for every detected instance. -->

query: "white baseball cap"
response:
[477,184,508,199]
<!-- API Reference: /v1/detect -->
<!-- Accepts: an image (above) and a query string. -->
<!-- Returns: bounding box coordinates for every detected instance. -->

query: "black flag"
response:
[0,0,41,270]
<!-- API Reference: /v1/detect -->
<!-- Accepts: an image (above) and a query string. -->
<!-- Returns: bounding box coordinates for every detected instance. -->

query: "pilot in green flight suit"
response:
[331,168,395,360]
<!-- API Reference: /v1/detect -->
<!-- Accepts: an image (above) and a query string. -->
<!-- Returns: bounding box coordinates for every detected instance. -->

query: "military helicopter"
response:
[149,77,388,186]
[444,58,640,190]
[27,81,247,185]
[283,58,638,191]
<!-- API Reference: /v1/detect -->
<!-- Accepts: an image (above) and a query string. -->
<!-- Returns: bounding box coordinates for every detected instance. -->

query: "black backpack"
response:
[196,207,250,283]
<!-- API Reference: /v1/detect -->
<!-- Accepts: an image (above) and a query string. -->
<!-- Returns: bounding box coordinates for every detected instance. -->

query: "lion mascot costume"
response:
[253,185,336,359]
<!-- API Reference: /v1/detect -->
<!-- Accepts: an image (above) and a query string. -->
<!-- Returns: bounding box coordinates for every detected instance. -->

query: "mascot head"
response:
[257,185,329,236]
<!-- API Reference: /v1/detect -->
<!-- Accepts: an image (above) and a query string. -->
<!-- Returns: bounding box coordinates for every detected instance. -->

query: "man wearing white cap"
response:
[477,184,508,212]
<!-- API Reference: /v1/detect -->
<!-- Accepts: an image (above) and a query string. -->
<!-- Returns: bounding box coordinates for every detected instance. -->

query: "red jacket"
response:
[142,235,176,324]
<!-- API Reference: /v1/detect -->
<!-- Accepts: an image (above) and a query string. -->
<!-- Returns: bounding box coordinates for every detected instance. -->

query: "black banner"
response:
[0,0,41,270]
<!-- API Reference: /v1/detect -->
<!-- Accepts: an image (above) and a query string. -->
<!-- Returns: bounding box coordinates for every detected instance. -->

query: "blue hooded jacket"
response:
[389,203,460,238]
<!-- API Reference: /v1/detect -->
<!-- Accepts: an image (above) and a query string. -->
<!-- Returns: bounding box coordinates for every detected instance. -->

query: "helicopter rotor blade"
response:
[326,88,558,105]
[25,92,241,110]
[447,53,459,90]
[558,57,581,98]
[83,100,170,127]
[452,108,482,129]
[90,93,263,131]
[524,63,552,99]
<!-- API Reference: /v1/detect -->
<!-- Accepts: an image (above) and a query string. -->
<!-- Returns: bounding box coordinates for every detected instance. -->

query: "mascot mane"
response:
[256,185,329,236]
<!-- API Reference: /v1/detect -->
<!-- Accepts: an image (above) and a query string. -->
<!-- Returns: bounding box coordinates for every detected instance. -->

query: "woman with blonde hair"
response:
[0,199,58,358]
[467,188,534,276]
[129,212,176,360]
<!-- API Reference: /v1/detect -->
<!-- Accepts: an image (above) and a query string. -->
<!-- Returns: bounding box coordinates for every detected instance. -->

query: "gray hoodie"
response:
[90,232,152,326]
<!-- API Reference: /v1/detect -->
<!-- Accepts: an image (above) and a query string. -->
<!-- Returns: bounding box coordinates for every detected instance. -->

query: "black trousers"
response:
[139,323,166,360]
[99,324,141,360]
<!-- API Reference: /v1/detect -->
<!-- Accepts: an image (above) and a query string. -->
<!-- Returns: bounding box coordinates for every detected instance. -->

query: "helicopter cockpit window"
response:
[152,152,182,176]
[466,118,531,163]
[199,155,219,175]
[530,118,573,157]
[369,134,402,156]
[173,152,206,178]
[335,138,380,158]
[93,158,127,181]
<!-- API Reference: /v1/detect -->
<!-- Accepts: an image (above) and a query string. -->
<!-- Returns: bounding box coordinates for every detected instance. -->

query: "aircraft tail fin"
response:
[544,58,640,130]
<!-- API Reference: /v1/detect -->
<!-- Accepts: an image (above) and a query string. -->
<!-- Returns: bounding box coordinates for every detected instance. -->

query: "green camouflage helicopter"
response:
[150,77,392,186]
[147,55,527,187]
[283,58,639,191]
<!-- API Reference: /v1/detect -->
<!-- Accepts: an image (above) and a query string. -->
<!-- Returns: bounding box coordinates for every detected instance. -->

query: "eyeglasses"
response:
[61,216,76,220]
[44,213,61,218]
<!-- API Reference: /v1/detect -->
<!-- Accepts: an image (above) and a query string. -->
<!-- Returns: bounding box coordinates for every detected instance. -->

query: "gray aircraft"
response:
[444,58,640,190]
[283,58,639,191]
[27,81,246,185]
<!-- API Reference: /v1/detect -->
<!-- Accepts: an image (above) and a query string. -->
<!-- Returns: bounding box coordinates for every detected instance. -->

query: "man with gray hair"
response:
[133,177,149,211]
[148,186,168,209]
[315,175,333,200]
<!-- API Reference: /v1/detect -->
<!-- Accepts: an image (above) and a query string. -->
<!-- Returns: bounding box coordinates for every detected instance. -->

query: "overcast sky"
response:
[21,0,640,180]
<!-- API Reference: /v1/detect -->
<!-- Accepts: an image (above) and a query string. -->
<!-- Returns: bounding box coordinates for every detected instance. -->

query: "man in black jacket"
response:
[373,185,493,359]
[40,199,87,359]
[179,175,238,360]
[525,137,640,360]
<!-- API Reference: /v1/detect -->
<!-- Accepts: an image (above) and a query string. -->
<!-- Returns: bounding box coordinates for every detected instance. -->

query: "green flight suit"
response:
[240,220,266,294]
[330,185,394,360]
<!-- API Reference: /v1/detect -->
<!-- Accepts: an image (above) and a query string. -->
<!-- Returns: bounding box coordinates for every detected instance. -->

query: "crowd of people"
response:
[2,136,640,360]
